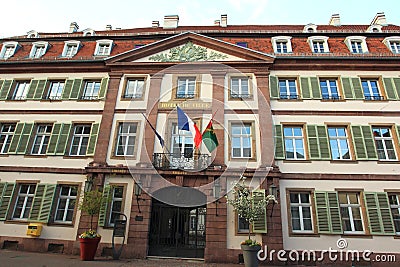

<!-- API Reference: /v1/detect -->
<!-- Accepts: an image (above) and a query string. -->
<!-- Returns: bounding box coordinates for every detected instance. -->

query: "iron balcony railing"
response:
[153,153,211,170]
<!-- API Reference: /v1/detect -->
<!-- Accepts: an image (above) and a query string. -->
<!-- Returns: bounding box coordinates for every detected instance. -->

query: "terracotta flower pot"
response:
[241,244,261,267]
[79,237,101,261]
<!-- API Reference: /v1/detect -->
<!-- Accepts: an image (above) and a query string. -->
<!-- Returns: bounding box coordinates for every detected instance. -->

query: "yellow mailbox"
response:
[27,223,42,237]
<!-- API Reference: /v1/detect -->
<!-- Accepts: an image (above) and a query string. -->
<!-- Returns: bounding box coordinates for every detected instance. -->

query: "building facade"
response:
[0,12,400,265]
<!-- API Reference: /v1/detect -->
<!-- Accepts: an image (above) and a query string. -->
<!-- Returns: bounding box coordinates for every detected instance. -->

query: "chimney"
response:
[220,14,227,27]
[329,14,341,26]
[152,20,160,28]
[163,15,179,29]
[69,22,79,33]
[106,25,112,31]
[371,12,387,25]
[214,20,220,26]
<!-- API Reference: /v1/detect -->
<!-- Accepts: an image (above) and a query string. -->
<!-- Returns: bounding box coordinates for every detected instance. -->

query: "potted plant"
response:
[78,189,103,261]
[226,177,277,267]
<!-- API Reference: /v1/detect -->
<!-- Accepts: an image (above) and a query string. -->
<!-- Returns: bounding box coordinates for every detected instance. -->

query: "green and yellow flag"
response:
[202,120,219,153]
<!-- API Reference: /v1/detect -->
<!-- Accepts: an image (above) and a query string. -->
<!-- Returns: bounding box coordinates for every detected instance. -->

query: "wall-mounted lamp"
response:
[84,176,94,192]
[213,179,221,216]
[134,181,144,213]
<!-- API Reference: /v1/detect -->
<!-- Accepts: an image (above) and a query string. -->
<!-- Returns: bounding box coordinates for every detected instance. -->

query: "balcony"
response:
[153,153,211,170]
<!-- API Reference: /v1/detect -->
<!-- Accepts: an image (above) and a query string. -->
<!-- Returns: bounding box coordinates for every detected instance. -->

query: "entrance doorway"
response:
[148,199,206,258]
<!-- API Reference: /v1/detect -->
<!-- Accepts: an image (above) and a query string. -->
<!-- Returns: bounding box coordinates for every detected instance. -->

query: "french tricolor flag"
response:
[177,106,202,148]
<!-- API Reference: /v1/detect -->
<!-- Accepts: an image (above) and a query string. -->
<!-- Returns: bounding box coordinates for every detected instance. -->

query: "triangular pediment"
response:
[106,32,275,64]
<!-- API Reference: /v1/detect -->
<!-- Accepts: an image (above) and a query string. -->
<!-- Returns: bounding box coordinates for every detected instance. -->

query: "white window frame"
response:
[0,41,19,59]
[303,24,317,33]
[328,127,351,160]
[382,36,400,54]
[54,185,78,223]
[171,122,194,158]
[231,123,253,159]
[27,30,39,38]
[283,126,305,160]
[389,194,400,235]
[0,123,16,154]
[82,28,95,36]
[319,78,340,99]
[29,41,49,58]
[344,36,368,54]
[69,125,91,156]
[278,79,298,99]
[115,122,138,156]
[367,25,382,33]
[48,81,65,100]
[124,78,145,98]
[94,39,113,56]
[13,81,31,100]
[230,77,250,98]
[308,36,329,53]
[271,36,292,53]
[339,192,365,234]
[82,80,101,100]
[108,186,124,227]
[31,125,53,155]
[176,77,196,98]
[62,40,81,57]
[12,184,36,220]
[372,127,397,161]
[289,192,313,233]
[361,79,382,100]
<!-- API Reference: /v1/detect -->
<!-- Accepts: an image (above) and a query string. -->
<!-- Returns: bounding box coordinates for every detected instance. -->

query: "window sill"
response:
[235,232,255,237]
[283,159,311,163]
[77,99,101,102]
[230,157,257,162]
[5,219,31,225]
[341,234,372,239]
[120,97,144,101]
[377,160,400,164]
[278,98,302,102]
[329,160,358,164]
[63,155,91,159]
[393,235,400,239]
[110,155,137,160]
[24,154,48,158]
[289,232,319,237]
[0,154,9,157]
[48,222,74,227]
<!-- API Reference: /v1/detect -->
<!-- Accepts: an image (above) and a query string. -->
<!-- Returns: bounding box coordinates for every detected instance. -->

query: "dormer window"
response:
[83,28,95,36]
[271,36,292,54]
[0,41,19,59]
[383,37,400,54]
[27,30,39,38]
[308,36,329,53]
[62,40,81,57]
[303,24,317,33]
[344,36,368,54]
[29,41,49,58]
[367,25,383,33]
[94,39,113,56]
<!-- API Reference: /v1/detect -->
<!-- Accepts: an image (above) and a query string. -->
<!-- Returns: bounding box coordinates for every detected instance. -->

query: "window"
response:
[109,186,124,226]
[231,123,252,158]
[389,194,400,235]
[320,79,339,99]
[389,41,400,54]
[303,24,317,33]
[271,36,292,53]
[238,214,250,233]
[47,81,64,100]
[278,79,298,99]
[176,77,196,98]
[283,126,305,159]
[383,37,400,54]
[115,122,138,156]
[312,41,325,53]
[351,41,363,53]
[94,40,113,56]
[69,125,91,156]
[361,80,383,100]
[372,127,397,160]
[124,78,145,99]
[29,42,49,58]
[236,42,248,48]
[171,122,194,158]
[339,192,364,233]
[13,81,31,100]
[0,42,18,59]
[289,192,313,232]
[328,127,350,160]
[54,185,78,223]
[82,81,101,100]
[230,77,250,99]
[0,123,15,154]
[31,125,53,155]
[12,184,36,220]
[308,36,329,53]
[344,36,368,54]
[62,41,80,57]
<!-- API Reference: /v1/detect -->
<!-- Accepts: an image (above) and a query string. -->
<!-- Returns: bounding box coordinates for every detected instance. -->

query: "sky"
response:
[1,0,400,38]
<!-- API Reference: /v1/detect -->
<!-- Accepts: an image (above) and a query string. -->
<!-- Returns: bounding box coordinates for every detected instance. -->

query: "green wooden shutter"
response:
[310,77,321,99]
[26,80,39,99]
[69,79,83,99]
[0,182,16,220]
[39,184,56,222]
[383,78,398,100]
[274,125,285,159]
[0,80,4,95]
[0,80,14,100]
[98,78,109,99]
[307,125,330,160]
[300,77,311,99]
[341,77,354,99]
[86,123,99,156]
[46,123,62,155]
[252,189,267,233]
[351,77,364,100]
[8,123,24,154]
[98,185,111,227]
[314,191,343,234]
[393,78,400,100]
[317,125,331,159]
[364,192,395,235]
[29,184,46,221]
[16,123,34,154]
[351,125,377,160]
[269,76,279,99]
[33,80,47,100]
[61,79,74,100]
[55,123,72,155]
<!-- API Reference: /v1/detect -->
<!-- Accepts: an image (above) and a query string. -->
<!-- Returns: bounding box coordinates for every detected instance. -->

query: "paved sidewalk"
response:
[0,250,244,267]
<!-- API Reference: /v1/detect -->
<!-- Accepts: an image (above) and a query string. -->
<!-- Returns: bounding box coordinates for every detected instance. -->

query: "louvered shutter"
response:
[314,191,343,234]
[351,78,364,100]
[364,192,395,235]
[327,192,343,233]
[377,193,396,235]
[0,80,4,95]
[98,185,111,227]
[307,125,330,160]
[69,79,83,99]
[351,125,377,160]
[86,123,99,156]
[269,76,279,99]
[33,80,47,100]
[16,123,34,154]
[362,126,378,159]
[300,77,311,99]
[29,184,45,221]
[46,123,62,155]
[393,78,400,100]
[8,123,25,154]
[274,125,285,159]
[26,80,38,99]
[55,123,72,155]
[0,80,14,100]
[0,183,15,220]
[98,78,109,99]
[252,189,267,233]
[383,78,398,100]
[310,77,321,99]
[341,77,354,99]
[29,184,56,222]
[61,79,74,100]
